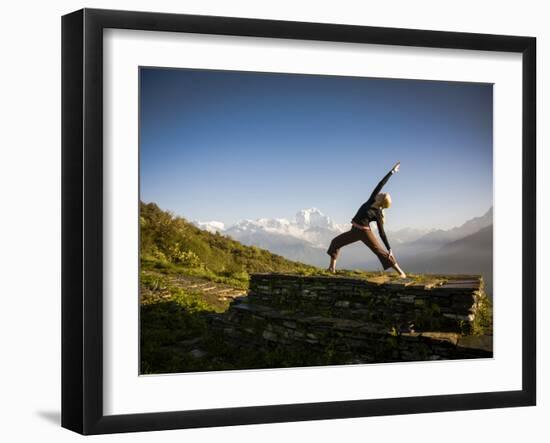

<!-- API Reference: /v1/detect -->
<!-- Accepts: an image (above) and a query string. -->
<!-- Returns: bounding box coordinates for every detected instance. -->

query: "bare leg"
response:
[392,262,407,278]
[327,257,336,273]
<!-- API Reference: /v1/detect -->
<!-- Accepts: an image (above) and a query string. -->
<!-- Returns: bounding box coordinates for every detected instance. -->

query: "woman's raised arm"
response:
[368,161,400,201]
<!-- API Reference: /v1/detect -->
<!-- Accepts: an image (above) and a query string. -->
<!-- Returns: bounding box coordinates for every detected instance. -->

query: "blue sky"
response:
[139,68,493,231]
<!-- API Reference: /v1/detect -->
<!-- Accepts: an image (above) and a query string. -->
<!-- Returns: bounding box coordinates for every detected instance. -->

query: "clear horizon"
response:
[140,68,493,231]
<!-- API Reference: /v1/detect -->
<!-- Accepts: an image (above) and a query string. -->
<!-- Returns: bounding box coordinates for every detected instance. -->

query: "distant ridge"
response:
[403,224,493,296]
[413,207,493,246]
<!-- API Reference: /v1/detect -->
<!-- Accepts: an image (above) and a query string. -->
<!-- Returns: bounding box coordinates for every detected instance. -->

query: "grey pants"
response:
[327,225,396,270]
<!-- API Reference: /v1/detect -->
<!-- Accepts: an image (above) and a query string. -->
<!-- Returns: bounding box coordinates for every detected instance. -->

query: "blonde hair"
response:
[376,193,392,209]
[375,193,392,223]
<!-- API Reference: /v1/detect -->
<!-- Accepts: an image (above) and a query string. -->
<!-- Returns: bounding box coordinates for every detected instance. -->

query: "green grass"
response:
[141,256,250,290]
[140,201,317,275]
[288,267,452,288]
[139,270,356,374]
[140,272,219,374]
[471,290,493,336]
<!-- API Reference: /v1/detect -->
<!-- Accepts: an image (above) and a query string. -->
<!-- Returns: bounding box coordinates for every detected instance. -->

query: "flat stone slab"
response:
[189,349,207,359]
[402,331,460,345]
[232,303,272,313]
[409,279,447,290]
[383,278,416,289]
[251,273,481,290]
[457,335,493,352]
[439,280,481,290]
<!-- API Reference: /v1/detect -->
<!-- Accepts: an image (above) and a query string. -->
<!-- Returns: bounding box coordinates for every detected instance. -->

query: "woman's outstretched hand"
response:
[391,161,401,173]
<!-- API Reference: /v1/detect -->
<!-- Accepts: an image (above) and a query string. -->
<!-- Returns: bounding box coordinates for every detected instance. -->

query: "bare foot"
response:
[327,267,336,273]
[392,263,407,279]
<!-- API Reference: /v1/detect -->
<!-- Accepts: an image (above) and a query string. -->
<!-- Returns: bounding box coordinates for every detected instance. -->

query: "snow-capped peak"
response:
[295,208,334,229]
[192,220,225,233]
[229,217,292,233]
[220,208,344,248]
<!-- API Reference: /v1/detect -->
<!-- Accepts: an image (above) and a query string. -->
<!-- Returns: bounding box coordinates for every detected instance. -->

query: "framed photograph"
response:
[61,8,536,435]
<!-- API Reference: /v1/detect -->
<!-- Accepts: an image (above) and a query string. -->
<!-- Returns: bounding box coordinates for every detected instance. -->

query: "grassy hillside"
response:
[140,201,319,286]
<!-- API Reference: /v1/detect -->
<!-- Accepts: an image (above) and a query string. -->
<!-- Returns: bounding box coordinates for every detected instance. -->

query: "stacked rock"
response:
[209,273,492,364]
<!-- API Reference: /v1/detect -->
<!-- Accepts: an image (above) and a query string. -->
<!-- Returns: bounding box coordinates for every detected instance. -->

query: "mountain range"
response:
[195,208,434,249]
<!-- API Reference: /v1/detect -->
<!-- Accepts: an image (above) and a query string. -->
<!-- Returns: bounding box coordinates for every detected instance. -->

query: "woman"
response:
[327,161,407,278]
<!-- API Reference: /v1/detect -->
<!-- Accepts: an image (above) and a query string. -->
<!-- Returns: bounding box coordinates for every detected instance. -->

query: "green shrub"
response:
[139,201,318,285]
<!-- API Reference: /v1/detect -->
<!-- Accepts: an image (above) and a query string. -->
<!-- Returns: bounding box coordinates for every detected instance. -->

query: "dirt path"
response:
[140,270,247,311]
[166,274,246,309]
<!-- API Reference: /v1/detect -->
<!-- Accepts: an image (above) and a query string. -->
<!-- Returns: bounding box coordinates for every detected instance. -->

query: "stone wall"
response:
[209,273,493,364]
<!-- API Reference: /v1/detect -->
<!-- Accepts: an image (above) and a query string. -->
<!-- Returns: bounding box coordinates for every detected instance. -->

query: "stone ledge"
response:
[250,272,481,288]
[210,272,491,364]
[246,273,485,333]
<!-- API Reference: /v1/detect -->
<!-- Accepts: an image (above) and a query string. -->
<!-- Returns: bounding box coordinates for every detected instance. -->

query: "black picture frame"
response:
[61,8,536,435]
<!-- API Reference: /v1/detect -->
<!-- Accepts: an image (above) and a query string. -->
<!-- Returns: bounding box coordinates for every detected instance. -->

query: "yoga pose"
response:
[327,161,407,278]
